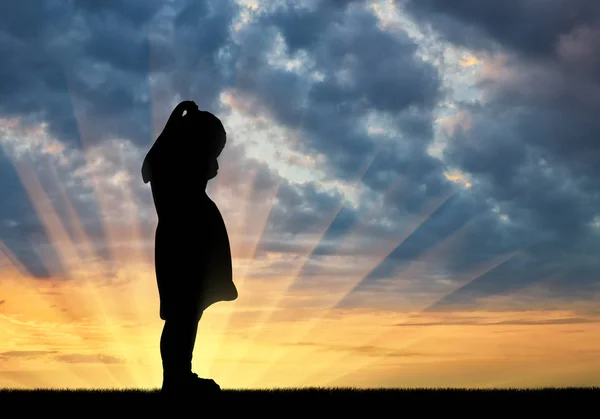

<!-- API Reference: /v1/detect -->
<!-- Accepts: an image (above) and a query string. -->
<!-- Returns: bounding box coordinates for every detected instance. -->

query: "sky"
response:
[1,0,600,389]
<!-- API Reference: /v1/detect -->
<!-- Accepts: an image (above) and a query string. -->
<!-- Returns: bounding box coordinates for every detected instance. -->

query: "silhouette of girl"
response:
[142,100,237,395]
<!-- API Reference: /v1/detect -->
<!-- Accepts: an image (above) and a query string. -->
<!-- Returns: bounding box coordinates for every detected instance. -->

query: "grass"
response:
[1,387,598,415]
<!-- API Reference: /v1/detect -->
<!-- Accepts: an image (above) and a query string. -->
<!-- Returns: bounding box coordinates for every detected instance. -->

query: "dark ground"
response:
[1,388,598,416]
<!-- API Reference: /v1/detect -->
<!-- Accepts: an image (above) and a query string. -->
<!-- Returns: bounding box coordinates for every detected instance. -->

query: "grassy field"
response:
[1,387,599,415]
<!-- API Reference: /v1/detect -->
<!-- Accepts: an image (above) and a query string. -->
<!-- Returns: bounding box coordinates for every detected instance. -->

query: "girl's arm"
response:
[161,100,198,139]
[142,101,198,184]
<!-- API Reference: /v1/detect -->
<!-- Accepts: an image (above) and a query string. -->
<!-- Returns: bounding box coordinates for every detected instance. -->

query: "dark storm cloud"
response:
[234,2,442,180]
[154,0,239,109]
[264,1,360,53]
[392,0,600,307]
[0,0,239,146]
[401,0,600,58]
[0,1,80,144]
[442,103,600,238]
[74,0,165,26]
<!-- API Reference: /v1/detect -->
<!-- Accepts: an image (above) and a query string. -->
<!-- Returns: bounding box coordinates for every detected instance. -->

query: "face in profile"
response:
[180,109,224,182]
[207,158,219,180]
[206,130,225,181]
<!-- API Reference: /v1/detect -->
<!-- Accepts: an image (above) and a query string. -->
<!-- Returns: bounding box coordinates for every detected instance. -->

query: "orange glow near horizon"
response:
[3,255,600,390]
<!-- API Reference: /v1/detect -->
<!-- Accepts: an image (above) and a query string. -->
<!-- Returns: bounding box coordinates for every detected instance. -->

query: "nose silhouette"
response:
[209,159,219,179]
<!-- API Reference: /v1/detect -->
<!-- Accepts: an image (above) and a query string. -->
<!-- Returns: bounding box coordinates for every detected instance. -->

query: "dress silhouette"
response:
[142,100,237,396]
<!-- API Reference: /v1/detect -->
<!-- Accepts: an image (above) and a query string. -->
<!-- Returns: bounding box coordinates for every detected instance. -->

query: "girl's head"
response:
[143,102,226,184]
[179,108,226,159]
[182,109,225,181]
[160,101,226,157]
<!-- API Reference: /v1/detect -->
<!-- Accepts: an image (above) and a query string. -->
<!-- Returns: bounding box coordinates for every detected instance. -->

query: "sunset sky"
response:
[1,0,600,389]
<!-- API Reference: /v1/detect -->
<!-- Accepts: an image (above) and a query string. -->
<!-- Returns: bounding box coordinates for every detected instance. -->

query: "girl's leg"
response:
[160,313,202,380]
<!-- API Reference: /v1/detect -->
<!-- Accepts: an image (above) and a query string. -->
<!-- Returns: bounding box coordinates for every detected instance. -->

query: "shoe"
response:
[161,372,221,398]
[189,373,221,392]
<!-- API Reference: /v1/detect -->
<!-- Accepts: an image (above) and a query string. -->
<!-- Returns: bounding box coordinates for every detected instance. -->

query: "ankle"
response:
[163,369,192,379]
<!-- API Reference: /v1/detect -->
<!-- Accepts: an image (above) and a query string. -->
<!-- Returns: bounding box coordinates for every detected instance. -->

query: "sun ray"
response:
[323,270,577,390]
[198,94,286,376]
[11,153,81,276]
[1,142,134,387]
[22,161,138,387]
[56,83,152,387]
[249,201,485,387]
[446,271,568,389]
[0,245,92,388]
[306,246,532,388]
[0,241,30,276]
[201,174,282,377]
[72,164,146,387]
[114,144,154,267]
[206,97,314,379]
[213,156,283,294]
[229,177,455,387]
[0,242,105,388]
[46,163,98,264]
[202,23,324,373]
[110,143,160,387]
[0,370,55,390]
[216,151,381,385]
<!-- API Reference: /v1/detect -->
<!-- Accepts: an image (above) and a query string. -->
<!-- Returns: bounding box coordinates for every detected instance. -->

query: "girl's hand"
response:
[175,100,198,116]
